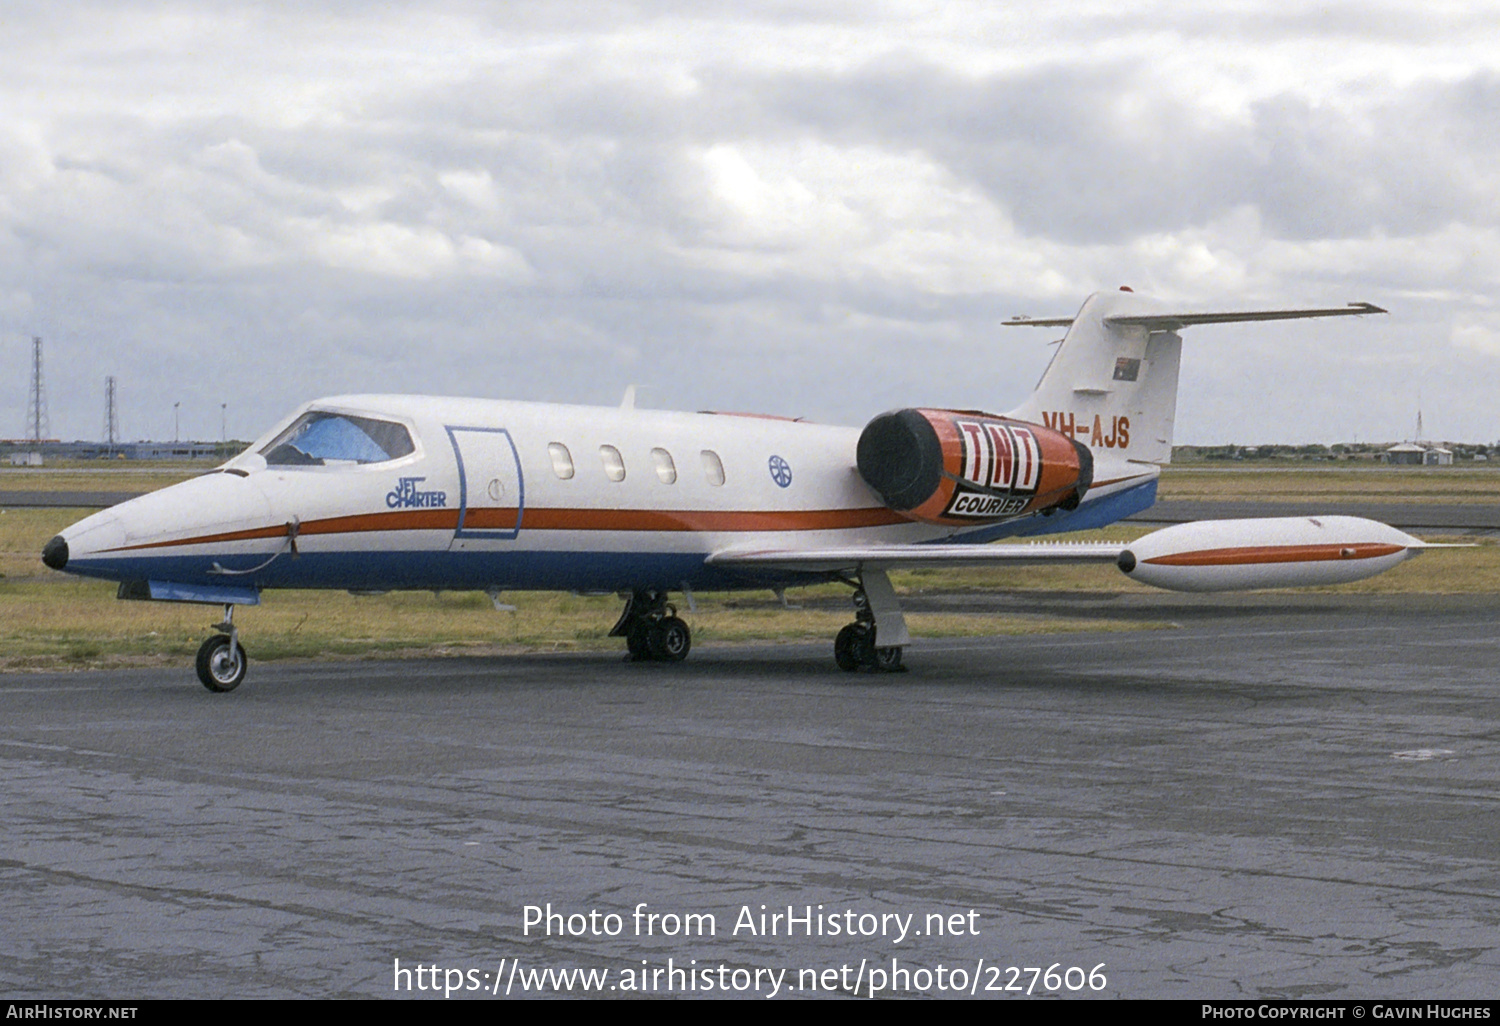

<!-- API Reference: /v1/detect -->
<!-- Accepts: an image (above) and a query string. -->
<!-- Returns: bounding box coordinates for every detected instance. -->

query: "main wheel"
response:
[648,616,691,662]
[834,622,873,672]
[873,646,904,672]
[625,621,653,661]
[196,634,247,693]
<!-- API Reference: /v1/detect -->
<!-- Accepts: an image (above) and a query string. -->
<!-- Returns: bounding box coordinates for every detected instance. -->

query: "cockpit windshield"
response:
[260,412,416,466]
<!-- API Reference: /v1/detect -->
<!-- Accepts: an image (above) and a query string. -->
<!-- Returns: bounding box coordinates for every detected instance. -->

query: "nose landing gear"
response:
[196,604,248,692]
[611,589,692,663]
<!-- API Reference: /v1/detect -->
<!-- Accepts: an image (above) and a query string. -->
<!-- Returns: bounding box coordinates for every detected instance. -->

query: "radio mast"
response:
[104,376,120,452]
[25,336,49,442]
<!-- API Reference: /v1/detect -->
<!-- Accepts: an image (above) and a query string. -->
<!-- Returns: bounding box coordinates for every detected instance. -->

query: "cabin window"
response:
[261,412,415,466]
[548,442,575,480]
[701,449,725,486]
[651,448,677,484]
[599,445,626,482]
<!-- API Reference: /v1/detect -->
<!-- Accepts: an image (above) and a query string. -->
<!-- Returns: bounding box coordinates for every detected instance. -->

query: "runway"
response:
[1129,499,1500,533]
[0,490,144,509]
[3,592,1498,999]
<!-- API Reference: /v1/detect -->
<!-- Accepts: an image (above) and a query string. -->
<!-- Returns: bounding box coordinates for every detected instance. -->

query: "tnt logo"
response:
[954,420,1041,493]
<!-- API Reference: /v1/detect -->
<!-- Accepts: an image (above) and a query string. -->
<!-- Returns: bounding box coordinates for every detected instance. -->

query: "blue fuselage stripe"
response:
[67,549,810,593]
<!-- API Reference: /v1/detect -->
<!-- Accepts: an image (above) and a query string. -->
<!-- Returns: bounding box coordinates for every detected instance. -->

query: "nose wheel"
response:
[196,604,248,692]
[197,635,247,692]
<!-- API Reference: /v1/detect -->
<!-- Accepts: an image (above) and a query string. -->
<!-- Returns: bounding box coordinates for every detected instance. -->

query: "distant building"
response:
[1384,442,1454,466]
[103,441,225,460]
[0,440,234,461]
[1385,442,1426,465]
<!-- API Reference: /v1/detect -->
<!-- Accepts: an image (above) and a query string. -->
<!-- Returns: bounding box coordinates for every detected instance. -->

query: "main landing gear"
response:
[611,589,692,663]
[196,603,248,692]
[834,569,907,674]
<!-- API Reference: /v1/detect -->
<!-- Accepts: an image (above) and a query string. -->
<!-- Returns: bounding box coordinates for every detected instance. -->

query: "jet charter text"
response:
[523,902,980,945]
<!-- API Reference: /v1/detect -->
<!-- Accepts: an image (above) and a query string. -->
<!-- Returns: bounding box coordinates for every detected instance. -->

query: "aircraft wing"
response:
[706,542,1126,573]
[1002,302,1385,331]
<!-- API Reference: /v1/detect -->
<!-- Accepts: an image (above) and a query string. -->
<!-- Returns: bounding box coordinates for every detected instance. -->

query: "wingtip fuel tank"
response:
[1119,516,1427,592]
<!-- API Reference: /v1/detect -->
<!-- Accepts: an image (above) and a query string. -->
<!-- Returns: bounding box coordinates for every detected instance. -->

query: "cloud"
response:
[1452,311,1500,357]
[734,56,1500,246]
[1,2,1498,445]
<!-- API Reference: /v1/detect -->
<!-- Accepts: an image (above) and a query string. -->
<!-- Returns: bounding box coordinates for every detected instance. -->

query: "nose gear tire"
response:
[196,634,247,692]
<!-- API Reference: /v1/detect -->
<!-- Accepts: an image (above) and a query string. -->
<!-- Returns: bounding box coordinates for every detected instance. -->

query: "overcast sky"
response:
[4,1,1499,446]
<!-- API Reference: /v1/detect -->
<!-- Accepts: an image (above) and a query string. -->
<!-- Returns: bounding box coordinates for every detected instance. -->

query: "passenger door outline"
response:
[446,425,524,545]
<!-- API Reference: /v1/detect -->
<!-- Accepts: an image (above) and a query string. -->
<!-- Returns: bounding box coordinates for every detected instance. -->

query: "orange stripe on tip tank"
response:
[1143,543,1406,567]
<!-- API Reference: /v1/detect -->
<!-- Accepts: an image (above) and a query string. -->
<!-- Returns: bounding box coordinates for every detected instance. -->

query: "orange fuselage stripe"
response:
[105,505,913,552]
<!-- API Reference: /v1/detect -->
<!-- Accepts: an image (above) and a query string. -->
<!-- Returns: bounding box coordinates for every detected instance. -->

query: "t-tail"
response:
[1004,288,1386,464]
[851,289,1383,536]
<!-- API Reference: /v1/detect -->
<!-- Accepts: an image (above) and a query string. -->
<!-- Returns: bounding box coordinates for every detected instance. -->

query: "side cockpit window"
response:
[261,412,415,467]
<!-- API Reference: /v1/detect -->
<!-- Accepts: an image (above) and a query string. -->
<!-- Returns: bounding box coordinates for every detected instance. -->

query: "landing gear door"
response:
[446,426,524,549]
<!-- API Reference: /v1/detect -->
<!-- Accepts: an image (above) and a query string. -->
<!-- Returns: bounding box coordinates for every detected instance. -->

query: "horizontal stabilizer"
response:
[1004,302,1385,331]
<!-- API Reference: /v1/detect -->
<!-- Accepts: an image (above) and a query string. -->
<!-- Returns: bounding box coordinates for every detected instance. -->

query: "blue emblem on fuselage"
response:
[768,455,793,488]
[386,476,448,509]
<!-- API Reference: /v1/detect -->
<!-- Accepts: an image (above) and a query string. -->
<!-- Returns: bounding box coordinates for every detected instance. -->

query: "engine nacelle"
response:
[857,408,1093,525]
[1118,516,1424,592]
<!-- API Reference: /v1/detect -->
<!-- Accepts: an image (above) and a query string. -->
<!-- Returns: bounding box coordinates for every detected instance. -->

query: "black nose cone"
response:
[42,535,68,571]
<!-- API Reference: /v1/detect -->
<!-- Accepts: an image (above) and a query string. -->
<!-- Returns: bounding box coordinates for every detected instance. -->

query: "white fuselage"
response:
[55,394,1160,596]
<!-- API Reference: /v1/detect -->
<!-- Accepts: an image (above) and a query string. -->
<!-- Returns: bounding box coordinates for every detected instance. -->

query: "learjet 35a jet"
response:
[42,288,1437,691]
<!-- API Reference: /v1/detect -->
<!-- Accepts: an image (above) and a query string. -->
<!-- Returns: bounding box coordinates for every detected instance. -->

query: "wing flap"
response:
[707,542,1126,573]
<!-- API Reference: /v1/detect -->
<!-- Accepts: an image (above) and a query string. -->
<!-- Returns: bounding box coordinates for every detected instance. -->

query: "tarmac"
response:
[3,590,1498,999]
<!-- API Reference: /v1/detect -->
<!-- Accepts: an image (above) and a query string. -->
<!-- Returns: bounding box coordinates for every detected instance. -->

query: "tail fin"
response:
[1004,290,1384,465]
